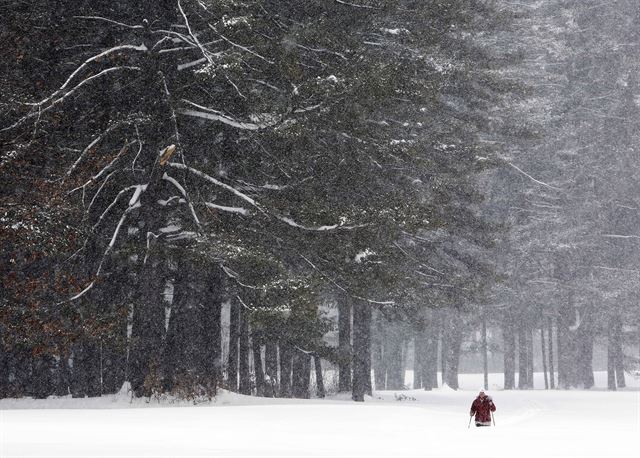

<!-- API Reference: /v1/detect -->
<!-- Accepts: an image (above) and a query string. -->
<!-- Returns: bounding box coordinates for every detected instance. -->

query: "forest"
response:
[1,0,639,402]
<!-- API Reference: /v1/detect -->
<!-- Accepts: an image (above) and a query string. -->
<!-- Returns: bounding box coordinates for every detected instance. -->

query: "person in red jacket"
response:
[470,389,496,427]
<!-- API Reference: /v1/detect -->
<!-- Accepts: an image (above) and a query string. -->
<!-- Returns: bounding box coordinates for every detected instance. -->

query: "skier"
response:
[469,389,496,427]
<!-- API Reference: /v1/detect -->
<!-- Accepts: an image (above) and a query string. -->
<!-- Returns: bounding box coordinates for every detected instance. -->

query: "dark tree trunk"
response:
[548,317,555,389]
[238,305,251,395]
[385,323,405,390]
[129,257,165,397]
[517,325,531,389]
[71,339,101,397]
[557,303,578,388]
[439,311,447,385]
[0,346,9,398]
[607,333,617,391]
[292,349,310,399]
[279,342,293,397]
[442,309,463,390]
[577,326,594,389]
[364,306,372,396]
[55,352,71,396]
[372,311,386,390]
[252,338,265,397]
[541,326,549,389]
[609,314,626,389]
[413,336,423,389]
[226,301,240,391]
[503,314,516,390]
[352,301,371,402]
[31,355,55,399]
[200,279,222,395]
[422,324,438,390]
[481,312,488,390]
[338,299,352,392]
[314,356,325,398]
[264,341,278,397]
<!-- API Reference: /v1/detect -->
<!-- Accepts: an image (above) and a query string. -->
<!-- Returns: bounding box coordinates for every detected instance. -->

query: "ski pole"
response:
[468,415,472,429]
[491,411,495,426]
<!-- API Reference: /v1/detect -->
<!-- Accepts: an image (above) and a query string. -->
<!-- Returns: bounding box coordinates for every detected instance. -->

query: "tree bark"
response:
[238,305,251,395]
[226,301,239,391]
[541,326,549,389]
[252,337,265,396]
[372,310,386,390]
[338,299,352,392]
[352,301,371,401]
[481,311,488,390]
[129,256,165,397]
[279,342,293,397]
[443,311,463,390]
[547,316,555,389]
[517,324,531,389]
[264,341,278,397]
[385,323,405,390]
[423,325,438,390]
[503,314,516,390]
[314,355,325,398]
[292,349,310,399]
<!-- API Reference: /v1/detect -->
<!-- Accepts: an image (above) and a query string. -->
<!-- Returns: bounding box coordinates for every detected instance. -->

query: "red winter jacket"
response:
[470,396,496,425]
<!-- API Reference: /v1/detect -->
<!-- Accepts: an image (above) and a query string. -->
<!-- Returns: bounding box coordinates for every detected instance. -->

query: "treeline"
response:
[1,0,638,402]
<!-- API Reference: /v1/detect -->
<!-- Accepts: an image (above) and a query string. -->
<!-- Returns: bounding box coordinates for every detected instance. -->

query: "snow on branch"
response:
[30,45,147,108]
[177,0,216,65]
[67,121,131,177]
[209,25,275,64]
[73,16,145,30]
[277,216,366,231]
[505,161,562,191]
[162,172,201,226]
[205,202,250,216]
[179,99,278,130]
[167,162,263,211]
[334,0,380,9]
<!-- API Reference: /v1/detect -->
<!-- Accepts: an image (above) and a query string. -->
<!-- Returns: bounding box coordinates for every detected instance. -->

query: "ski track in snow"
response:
[1,372,639,458]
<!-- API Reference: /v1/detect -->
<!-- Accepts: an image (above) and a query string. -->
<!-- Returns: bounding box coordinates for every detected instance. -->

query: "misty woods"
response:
[1,0,638,401]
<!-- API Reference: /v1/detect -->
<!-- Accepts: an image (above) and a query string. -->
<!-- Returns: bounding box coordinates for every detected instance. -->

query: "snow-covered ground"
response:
[1,371,639,458]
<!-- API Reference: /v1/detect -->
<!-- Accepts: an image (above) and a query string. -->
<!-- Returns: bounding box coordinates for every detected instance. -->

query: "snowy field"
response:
[1,372,639,458]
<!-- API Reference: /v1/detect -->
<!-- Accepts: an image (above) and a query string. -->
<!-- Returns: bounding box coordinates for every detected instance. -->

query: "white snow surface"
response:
[1,372,638,458]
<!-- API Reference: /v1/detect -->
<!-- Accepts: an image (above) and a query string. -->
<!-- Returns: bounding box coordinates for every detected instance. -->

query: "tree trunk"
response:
[338,299,352,392]
[292,349,310,399]
[226,301,240,391]
[503,314,516,390]
[423,325,438,390]
[200,276,222,395]
[609,314,626,388]
[55,351,71,396]
[238,305,251,395]
[352,301,371,402]
[252,338,265,397]
[442,308,463,390]
[71,339,101,397]
[481,312,488,390]
[279,342,293,397]
[314,356,325,398]
[557,302,579,388]
[385,323,405,390]
[413,336,423,390]
[264,341,278,397]
[129,257,165,397]
[372,310,386,390]
[548,317,555,389]
[517,325,531,389]
[541,326,549,389]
